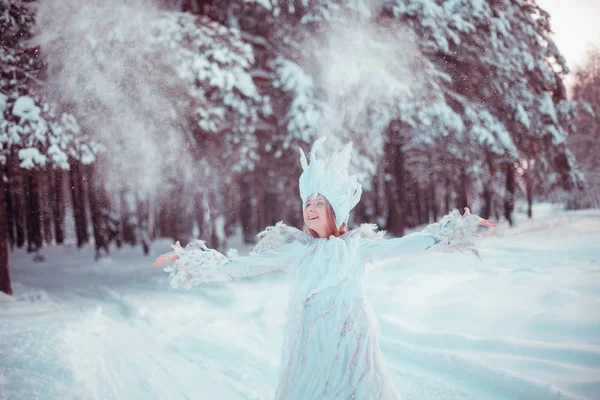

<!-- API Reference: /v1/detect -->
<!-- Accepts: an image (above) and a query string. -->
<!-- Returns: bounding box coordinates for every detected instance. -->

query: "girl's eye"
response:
[317,201,324,206]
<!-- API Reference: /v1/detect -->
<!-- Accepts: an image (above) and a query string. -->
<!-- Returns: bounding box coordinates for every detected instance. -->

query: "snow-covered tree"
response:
[2,0,586,274]
[34,0,268,249]
[380,0,582,224]
[180,0,583,231]
[1,0,96,293]
[567,47,600,208]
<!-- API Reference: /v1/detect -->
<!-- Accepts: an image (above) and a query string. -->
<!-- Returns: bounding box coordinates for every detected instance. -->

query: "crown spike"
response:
[299,148,308,170]
[310,137,327,165]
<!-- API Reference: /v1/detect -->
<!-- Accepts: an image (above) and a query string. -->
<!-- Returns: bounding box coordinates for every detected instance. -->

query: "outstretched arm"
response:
[153,240,305,289]
[219,242,304,278]
[361,207,496,265]
[361,232,437,265]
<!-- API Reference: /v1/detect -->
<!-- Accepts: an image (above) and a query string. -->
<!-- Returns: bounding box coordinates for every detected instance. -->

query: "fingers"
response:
[152,257,167,266]
[152,242,184,266]
[461,207,497,228]
[457,206,498,229]
[152,257,168,266]
[479,219,498,228]
[152,253,179,266]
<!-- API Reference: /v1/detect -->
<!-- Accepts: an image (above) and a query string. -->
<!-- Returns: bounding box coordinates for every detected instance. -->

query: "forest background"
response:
[1,0,599,295]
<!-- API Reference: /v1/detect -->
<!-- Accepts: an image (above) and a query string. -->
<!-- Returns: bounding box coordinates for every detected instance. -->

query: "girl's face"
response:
[303,194,329,235]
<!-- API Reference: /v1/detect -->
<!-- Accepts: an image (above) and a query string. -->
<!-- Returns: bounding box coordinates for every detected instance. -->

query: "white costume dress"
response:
[165,209,481,400]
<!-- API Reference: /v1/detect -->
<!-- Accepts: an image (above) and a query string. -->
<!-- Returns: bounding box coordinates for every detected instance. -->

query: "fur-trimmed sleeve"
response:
[163,222,310,289]
[360,209,483,266]
[252,221,313,254]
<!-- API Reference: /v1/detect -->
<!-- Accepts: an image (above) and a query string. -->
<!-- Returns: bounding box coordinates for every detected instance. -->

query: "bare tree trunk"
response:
[504,162,515,226]
[69,158,89,247]
[494,196,501,222]
[482,188,493,220]
[120,189,135,246]
[223,185,236,238]
[193,192,203,241]
[256,182,266,233]
[51,169,66,244]
[429,181,438,222]
[147,195,156,244]
[85,163,111,260]
[264,185,277,228]
[239,174,256,243]
[457,162,468,210]
[444,175,451,214]
[481,152,495,220]
[208,190,225,251]
[414,184,425,225]
[9,154,26,248]
[161,199,175,240]
[525,173,534,219]
[385,129,406,237]
[193,182,226,251]
[405,185,417,228]
[24,169,43,253]
[422,184,430,224]
[39,170,54,244]
[4,165,14,249]
[136,194,150,255]
[374,165,386,219]
[201,192,216,248]
[0,173,12,295]
[174,186,193,242]
[159,184,192,245]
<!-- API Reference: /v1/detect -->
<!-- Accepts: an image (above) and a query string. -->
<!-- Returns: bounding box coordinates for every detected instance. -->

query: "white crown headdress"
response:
[299,137,362,227]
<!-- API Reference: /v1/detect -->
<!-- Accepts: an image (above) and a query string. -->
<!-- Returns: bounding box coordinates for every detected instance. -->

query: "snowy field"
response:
[1,203,599,400]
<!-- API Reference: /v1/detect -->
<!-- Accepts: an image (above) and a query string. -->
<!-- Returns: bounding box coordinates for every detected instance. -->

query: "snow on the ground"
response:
[1,203,599,400]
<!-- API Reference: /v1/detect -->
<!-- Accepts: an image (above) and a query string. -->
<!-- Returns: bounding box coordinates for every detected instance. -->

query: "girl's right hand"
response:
[152,241,182,266]
[462,207,497,228]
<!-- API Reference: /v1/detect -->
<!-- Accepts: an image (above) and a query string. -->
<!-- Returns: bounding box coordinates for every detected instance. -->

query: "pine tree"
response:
[567,48,600,208]
[1,0,96,291]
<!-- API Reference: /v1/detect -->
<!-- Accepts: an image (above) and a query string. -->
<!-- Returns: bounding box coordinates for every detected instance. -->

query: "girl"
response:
[153,137,496,399]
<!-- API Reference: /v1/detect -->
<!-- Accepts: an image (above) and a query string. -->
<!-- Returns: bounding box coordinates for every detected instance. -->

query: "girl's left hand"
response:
[152,241,182,266]
[462,207,498,228]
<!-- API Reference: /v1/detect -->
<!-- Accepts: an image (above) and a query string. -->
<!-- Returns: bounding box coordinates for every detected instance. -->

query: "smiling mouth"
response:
[308,216,319,220]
